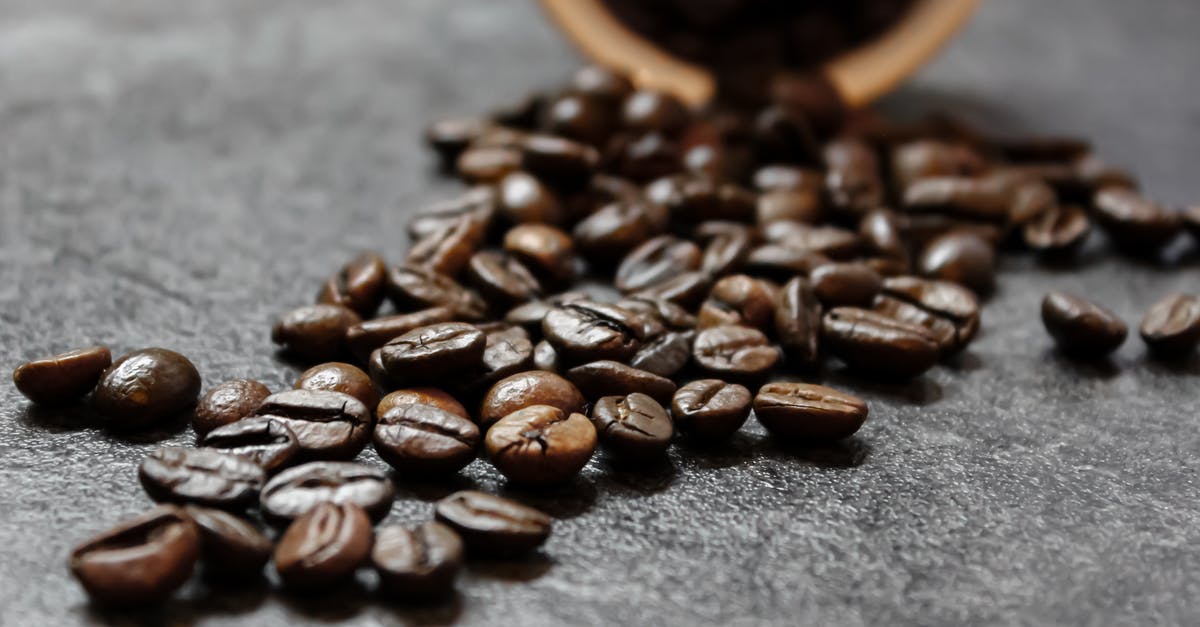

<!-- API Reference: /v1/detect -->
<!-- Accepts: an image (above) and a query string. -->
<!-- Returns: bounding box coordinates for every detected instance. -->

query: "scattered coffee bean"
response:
[182,505,271,578]
[12,345,111,406]
[542,301,645,364]
[533,339,560,371]
[1023,204,1091,253]
[457,145,521,183]
[629,330,694,378]
[565,360,677,404]
[464,251,542,308]
[774,277,822,368]
[425,116,490,165]
[754,382,868,441]
[671,379,752,442]
[378,388,469,422]
[271,304,361,363]
[630,271,712,309]
[874,276,980,355]
[253,389,372,461]
[317,252,388,318]
[499,171,566,225]
[692,325,779,380]
[260,461,395,523]
[590,393,673,460]
[434,491,551,556]
[822,307,940,379]
[373,403,480,475]
[615,235,702,292]
[479,371,587,429]
[573,200,669,262]
[918,231,995,294]
[1040,291,1127,357]
[519,135,599,189]
[295,362,378,411]
[192,379,272,436]
[380,322,487,383]
[485,405,596,485]
[1092,187,1182,253]
[345,307,458,361]
[503,224,577,285]
[809,262,883,307]
[386,265,488,320]
[471,323,535,389]
[69,505,199,606]
[138,447,265,509]
[274,502,373,589]
[1139,293,1200,357]
[406,213,485,278]
[200,416,299,473]
[697,274,776,331]
[372,523,464,600]
[93,348,202,429]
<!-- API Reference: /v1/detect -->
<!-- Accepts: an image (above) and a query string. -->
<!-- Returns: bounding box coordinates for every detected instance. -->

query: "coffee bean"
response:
[1023,204,1091,253]
[754,382,869,441]
[918,231,995,294]
[613,132,684,182]
[182,506,271,578]
[533,340,559,372]
[378,388,469,422]
[69,505,199,606]
[465,324,535,391]
[380,322,487,382]
[809,262,882,307]
[503,224,577,285]
[700,228,754,276]
[629,330,694,378]
[409,187,497,241]
[317,252,388,318]
[743,244,831,279]
[821,307,940,379]
[752,105,821,166]
[824,138,884,219]
[572,65,634,105]
[590,393,673,460]
[272,305,361,363]
[1139,293,1200,357]
[192,379,272,436]
[138,447,265,509]
[406,213,485,278]
[492,91,546,128]
[479,371,586,429]
[520,134,599,189]
[616,296,697,331]
[503,291,587,333]
[616,236,702,292]
[671,379,752,442]
[891,140,985,190]
[295,362,378,411]
[902,176,1014,224]
[425,117,490,165]
[345,307,458,361]
[372,523,464,600]
[93,348,202,429]
[698,275,777,331]
[1092,187,1182,253]
[12,345,111,406]
[774,277,822,368]
[622,89,688,135]
[858,209,910,261]
[1041,291,1127,357]
[542,301,646,364]
[373,403,480,475]
[756,188,824,225]
[485,405,596,485]
[762,222,861,260]
[497,171,564,225]
[630,271,712,309]
[274,502,373,589]
[200,417,299,473]
[753,165,824,193]
[692,325,779,379]
[434,490,551,556]
[547,92,616,147]
[369,349,398,392]
[457,145,522,183]
[565,360,677,404]
[875,276,980,355]
[386,265,488,320]
[573,200,669,262]
[253,389,372,460]
[260,461,395,523]
[464,251,542,308]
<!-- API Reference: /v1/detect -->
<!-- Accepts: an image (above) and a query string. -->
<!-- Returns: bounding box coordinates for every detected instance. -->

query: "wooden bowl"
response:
[540,0,981,107]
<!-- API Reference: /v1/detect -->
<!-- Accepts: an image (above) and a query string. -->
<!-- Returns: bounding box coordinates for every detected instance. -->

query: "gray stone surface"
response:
[1,0,1198,625]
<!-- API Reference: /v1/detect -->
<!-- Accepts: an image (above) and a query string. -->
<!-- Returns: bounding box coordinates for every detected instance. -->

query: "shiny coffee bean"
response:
[622,89,688,135]
[317,252,388,318]
[456,145,522,183]
[671,380,752,442]
[752,105,821,166]
[434,491,551,556]
[271,305,361,363]
[542,301,645,364]
[1023,204,1091,253]
[891,140,985,190]
[274,502,373,589]
[385,265,487,320]
[406,214,485,278]
[503,224,577,285]
[485,405,596,485]
[533,340,559,372]
[373,403,480,475]
[192,379,272,436]
[378,388,469,422]
[743,244,831,280]
[613,132,683,182]
[774,277,822,369]
[918,231,995,294]
[629,330,694,378]
[425,116,490,165]
[590,393,673,460]
[757,188,824,225]
[809,262,882,307]
[253,389,372,460]
[93,348,202,430]
[503,291,587,333]
[295,362,377,411]
[545,93,615,146]
[498,171,566,225]
[69,505,200,606]
[1140,293,1200,357]
[753,165,824,193]
[754,382,869,441]
[566,360,677,404]
[824,138,884,219]
[630,271,712,309]
[372,523,464,600]
[700,228,754,277]
[1041,291,1127,357]
[520,134,599,189]
[12,345,111,406]
[875,276,980,355]
[698,275,776,332]
[380,323,487,382]
[617,296,697,331]
[1092,187,1182,253]
[573,200,669,262]
[409,186,496,241]
[902,176,1013,224]
[822,307,940,379]
[762,222,861,260]
[479,371,586,429]
[182,506,271,578]
[464,252,541,308]
[615,235,702,292]
[468,324,536,389]
[138,447,265,509]
[859,209,910,261]
[345,307,458,361]
[369,348,399,392]
[692,325,779,379]
[572,65,635,104]
[200,417,299,473]
[260,461,395,523]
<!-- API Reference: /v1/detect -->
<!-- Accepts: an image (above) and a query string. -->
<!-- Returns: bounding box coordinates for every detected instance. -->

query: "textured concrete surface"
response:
[1,1,1198,625]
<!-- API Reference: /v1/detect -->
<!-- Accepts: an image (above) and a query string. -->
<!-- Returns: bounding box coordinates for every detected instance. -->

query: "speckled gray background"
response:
[1,1,1198,625]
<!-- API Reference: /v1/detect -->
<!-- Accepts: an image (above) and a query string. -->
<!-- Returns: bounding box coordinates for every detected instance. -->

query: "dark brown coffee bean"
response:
[762,222,861,260]
[752,105,821,166]
[253,389,372,461]
[372,523,464,600]
[692,325,779,379]
[614,132,683,182]
[260,461,395,523]
[386,265,488,320]
[622,89,688,135]
[754,382,869,441]
[274,502,373,589]
[93,348,202,429]
[425,117,490,165]
[317,252,388,318]
[1023,204,1091,253]
[503,224,577,285]
[891,140,986,190]
[345,307,458,361]
[565,361,677,405]
[409,187,497,241]
[479,371,586,429]
[756,188,824,225]
[69,505,199,606]
[182,506,271,578]
[499,171,566,225]
[590,393,673,460]
[1140,293,1200,357]
[406,214,485,278]
[616,296,697,331]
[880,276,980,348]
[373,403,480,475]
[822,307,940,379]
[502,291,587,333]
[572,65,634,104]
[12,345,111,406]
[380,323,487,382]
[138,447,265,509]
[743,244,831,279]
[545,93,616,147]
[824,138,884,219]
[520,134,599,189]
[295,362,377,411]
[774,277,821,368]
[698,275,777,331]
[629,330,694,378]
[701,228,754,277]
[753,165,824,193]
[272,305,361,363]
[533,340,559,372]
[369,348,398,392]
[859,209,910,261]
[434,491,551,556]
[492,91,546,128]
[468,324,536,391]
[542,301,646,364]
[192,379,271,436]
[630,271,712,309]
[1092,187,1182,253]
[573,200,669,262]
[902,176,1014,223]
[809,262,883,307]
[464,252,542,308]
[671,379,751,442]
[918,231,995,294]
[200,417,299,473]
[485,405,596,485]
[457,145,522,183]
[378,387,467,420]
[615,235,702,292]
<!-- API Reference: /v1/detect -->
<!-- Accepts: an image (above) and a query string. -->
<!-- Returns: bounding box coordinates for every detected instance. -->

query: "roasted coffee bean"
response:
[499,171,566,225]
[425,117,490,165]
[373,403,480,475]
[629,330,694,378]
[317,252,388,318]
[503,291,587,333]
[138,447,264,509]
[700,228,754,276]
[201,417,299,473]
[809,262,883,307]
[409,187,496,241]
[253,389,372,460]
[520,134,599,189]
[573,200,669,262]
[546,92,616,147]
[822,307,940,379]
[590,393,673,460]
[533,340,560,372]
[406,214,485,278]
[492,91,546,128]
[692,325,779,379]
[616,296,697,331]
[754,382,869,441]
[503,224,577,285]
[621,89,688,135]
[902,176,1013,223]
[630,271,712,309]
[743,244,831,279]
[93,348,202,429]
[464,252,541,308]
[272,305,361,363]
[260,461,395,523]
[1092,187,1182,253]
[874,276,980,355]
[918,231,995,294]
[698,275,777,331]
[192,379,272,436]
[378,388,469,421]
[824,138,884,219]
[372,523,464,600]
[274,502,373,589]
[756,188,825,225]
[345,307,458,361]
[1007,179,1058,225]
[671,379,752,442]
[1068,154,1138,202]
[1023,204,1091,253]
[616,236,702,292]
[774,277,822,368]
[69,505,199,606]
[614,132,684,182]
[891,140,985,190]
[762,222,861,259]
[1041,291,1128,358]
[386,265,487,320]
[369,348,399,392]
[12,345,111,406]
[1140,293,1200,357]
[753,165,824,193]
[457,145,522,183]
[542,301,645,364]
[485,405,596,485]
[859,209,910,261]
[469,324,536,389]
[565,361,677,404]
[572,65,635,104]
[479,370,587,429]
[434,491,551,556]
[752,105,821,166]
[380,323,487,382]
[182,506,271,578]
[295,362,377,411]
